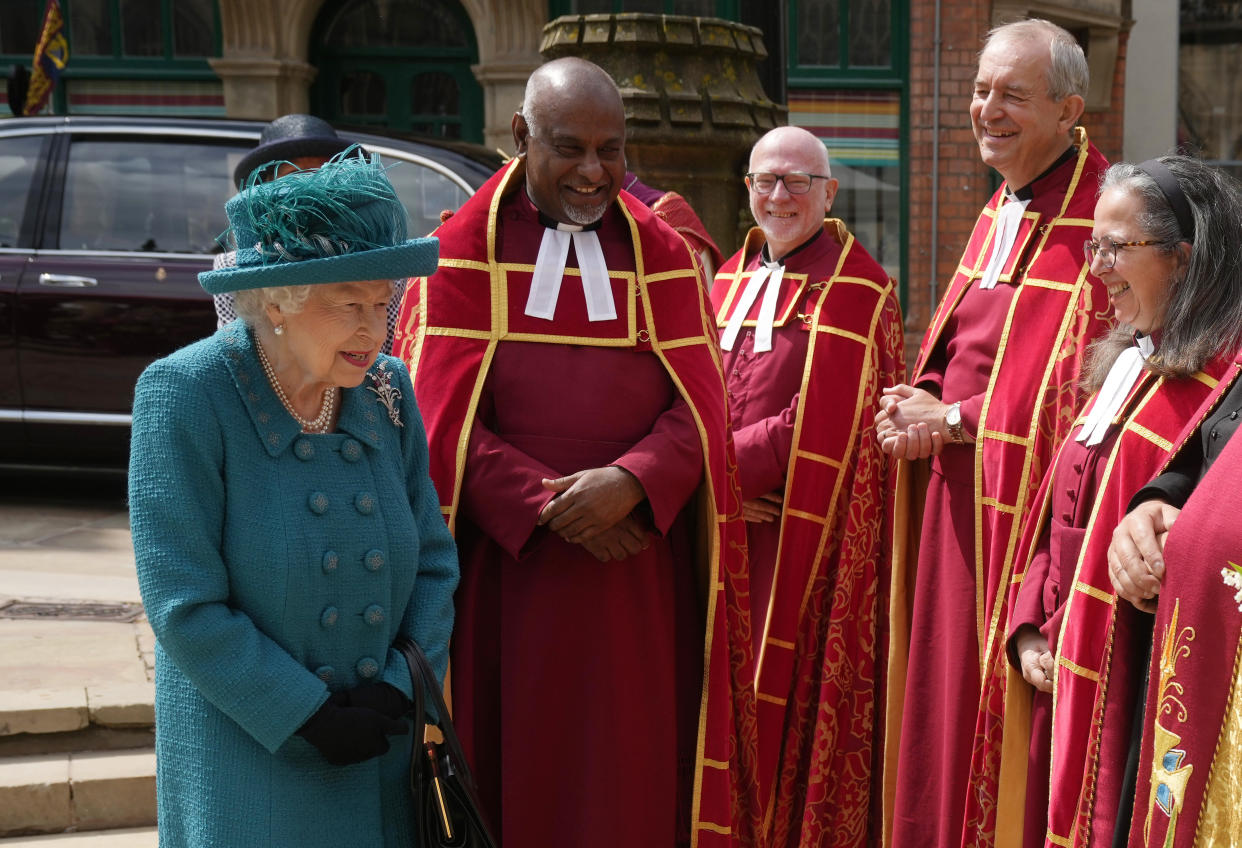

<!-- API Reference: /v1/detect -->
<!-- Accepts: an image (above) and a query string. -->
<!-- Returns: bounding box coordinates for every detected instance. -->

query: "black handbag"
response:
[395,636,500,848]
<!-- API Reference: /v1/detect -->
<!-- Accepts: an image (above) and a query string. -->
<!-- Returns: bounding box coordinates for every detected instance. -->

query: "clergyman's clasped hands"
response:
[537,465,651,562]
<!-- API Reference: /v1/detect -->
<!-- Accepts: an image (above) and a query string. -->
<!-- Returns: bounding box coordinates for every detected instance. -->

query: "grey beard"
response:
[563,198,608,226]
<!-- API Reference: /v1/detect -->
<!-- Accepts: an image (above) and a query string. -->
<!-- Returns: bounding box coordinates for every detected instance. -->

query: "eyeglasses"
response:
[745,172,830,195]
[1082,236,1168,271]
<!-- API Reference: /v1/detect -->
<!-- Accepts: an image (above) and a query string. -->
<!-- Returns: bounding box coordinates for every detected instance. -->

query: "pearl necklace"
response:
[255,339,338,433]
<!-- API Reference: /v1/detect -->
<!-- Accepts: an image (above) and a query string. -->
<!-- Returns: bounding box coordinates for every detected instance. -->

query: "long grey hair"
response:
[1084,155,1242,390]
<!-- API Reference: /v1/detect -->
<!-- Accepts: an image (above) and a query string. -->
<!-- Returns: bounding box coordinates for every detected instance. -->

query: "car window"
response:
[0,135,44,249]
[60,139,248,254]
[381,155,470,238]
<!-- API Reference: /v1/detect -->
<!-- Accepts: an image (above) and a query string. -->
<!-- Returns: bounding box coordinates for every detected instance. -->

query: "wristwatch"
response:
[944,402,964,444]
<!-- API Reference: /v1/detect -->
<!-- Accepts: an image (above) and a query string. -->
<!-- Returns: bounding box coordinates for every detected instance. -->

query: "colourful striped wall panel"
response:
[787,89,900,166]
[67,79,225,117]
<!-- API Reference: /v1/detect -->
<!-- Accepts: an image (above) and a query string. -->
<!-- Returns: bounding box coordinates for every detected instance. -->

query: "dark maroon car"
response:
[0,116,501,471]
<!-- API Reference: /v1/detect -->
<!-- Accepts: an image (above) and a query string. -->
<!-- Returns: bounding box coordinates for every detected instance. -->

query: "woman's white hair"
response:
[233,285,313,325]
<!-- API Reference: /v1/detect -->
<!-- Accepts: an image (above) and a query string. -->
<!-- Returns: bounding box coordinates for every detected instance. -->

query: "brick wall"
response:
[1084,29,1128,166]
[903,3,1128,368]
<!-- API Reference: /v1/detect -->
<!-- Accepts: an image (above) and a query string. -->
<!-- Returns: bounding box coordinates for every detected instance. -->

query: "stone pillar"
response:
[541,14,785,254]
[212,0,322,120]
[209,58,318,119]
[461,0,545,153]
[473,61,538,152]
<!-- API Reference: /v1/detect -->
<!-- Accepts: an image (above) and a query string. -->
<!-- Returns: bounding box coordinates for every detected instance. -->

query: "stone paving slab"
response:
[0,491,137,606]
[0,691,88,737]
[0,827,157,846]
[85,685,154,728]
[0,751,155,837]
[2,526,135,557]
[0,476,147,703]
[0,754,71,836]
[0,545,139,605]
[0,503,127,548]
[0,573,140,606]
[0,478,157,844]
[0,542,136,573]
[68,751,157,831]
[0,621,150,696]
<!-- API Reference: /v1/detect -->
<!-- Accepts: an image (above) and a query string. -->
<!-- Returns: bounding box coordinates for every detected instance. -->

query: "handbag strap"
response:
[394,635,483,797]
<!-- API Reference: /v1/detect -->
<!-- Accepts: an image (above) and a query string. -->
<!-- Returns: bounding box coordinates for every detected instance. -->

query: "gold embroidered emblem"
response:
[1144,599,1195,844]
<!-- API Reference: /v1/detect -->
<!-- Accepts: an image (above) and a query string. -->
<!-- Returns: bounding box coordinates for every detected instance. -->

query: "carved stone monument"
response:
[541,14,786,254]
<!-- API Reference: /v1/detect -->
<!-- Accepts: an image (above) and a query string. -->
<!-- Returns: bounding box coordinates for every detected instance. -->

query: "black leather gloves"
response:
[297,694,408,766]
[329,682,412,720]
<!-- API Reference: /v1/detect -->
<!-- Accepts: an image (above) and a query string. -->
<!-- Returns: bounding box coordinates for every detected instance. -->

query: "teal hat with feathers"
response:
[198,148,438,294]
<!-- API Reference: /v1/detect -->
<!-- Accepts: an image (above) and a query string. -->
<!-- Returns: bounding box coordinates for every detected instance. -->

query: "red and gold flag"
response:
[23,0,69,116]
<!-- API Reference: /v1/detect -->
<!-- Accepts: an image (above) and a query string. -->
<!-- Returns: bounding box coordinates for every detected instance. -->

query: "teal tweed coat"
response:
[129,321,459,847]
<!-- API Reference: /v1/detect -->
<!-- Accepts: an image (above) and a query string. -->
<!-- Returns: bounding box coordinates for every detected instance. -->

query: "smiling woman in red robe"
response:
[965,155,1242,848]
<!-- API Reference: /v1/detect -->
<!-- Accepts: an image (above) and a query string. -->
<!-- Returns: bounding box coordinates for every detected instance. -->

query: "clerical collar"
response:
[761,227,824,266]
[979,189,1032,290]
[523,189,615,322]
[1010,144,1078,201]
[529,190,604,232]
[1076,332,1156,447]
[722,231,823,354]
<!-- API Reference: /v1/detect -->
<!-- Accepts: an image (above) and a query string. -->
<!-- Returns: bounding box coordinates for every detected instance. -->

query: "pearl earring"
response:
[274,324,285,336]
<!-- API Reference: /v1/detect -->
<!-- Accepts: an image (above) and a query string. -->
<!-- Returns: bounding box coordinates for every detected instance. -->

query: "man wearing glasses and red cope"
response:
[711,125,906,848]
[874,18,1113,848]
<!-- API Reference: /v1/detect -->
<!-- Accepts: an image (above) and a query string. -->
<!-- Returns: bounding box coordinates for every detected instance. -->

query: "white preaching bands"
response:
[720,257,785,354]
[525,222,616,322]
[979,191,1031,291]
[1076,333,1156,447]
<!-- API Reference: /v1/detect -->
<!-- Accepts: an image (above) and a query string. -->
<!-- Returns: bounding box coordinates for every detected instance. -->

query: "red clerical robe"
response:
[1126,357,1242,846]
[1002,428,1120,848]
[712,220,905,848]
[393,159,759,848]
[653,190,724,274]
[885,128,1111,848]
[965,348,1233,848]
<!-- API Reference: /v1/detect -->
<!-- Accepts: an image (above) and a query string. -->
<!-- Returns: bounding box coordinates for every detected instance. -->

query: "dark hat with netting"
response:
[232,114,365,188]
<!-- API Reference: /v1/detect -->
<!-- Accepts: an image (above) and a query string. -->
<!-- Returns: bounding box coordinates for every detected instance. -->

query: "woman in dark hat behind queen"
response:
[128,151,458,847]
[232,113,361,188]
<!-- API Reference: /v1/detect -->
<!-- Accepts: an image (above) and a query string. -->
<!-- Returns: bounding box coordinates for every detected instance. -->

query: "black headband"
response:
[1136,158,1195,242]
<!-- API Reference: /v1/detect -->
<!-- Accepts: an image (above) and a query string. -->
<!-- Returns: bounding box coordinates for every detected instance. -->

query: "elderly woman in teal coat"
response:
[128,153,458,847]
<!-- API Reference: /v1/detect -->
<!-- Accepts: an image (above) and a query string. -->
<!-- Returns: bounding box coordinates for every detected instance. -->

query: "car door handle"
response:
[38,273,98,287]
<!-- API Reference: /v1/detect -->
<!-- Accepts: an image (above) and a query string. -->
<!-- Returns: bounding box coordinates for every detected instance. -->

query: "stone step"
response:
[0,749,156,837]
[0,685,154,759]
[0,827,157,846]
[0,684,155,736]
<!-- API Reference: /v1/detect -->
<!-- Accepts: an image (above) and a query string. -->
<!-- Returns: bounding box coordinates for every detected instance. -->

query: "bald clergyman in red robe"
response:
[875,21,1111,847]
[712,126,905,848]
[391,58,759,848]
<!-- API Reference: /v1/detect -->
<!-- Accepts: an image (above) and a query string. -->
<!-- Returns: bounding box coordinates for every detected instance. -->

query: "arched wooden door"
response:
[310,0,483,142]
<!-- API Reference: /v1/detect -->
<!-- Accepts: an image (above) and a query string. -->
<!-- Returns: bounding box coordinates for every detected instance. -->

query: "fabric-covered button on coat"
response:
[129,322,458,847]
